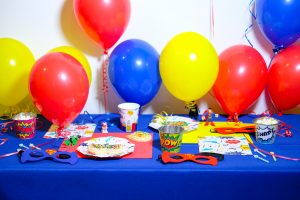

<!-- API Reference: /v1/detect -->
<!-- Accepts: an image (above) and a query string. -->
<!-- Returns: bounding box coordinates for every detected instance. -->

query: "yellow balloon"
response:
[49,46,92,85]
[0,38,35,106]
[159,32,219,102]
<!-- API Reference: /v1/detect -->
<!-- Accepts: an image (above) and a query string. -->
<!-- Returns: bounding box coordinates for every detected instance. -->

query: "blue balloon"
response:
[108,39,161,106]
[256,0,300,48]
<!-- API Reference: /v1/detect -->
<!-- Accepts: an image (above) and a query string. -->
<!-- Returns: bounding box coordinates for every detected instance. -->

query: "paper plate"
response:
[149,116,199,132]
[77,137,135,158]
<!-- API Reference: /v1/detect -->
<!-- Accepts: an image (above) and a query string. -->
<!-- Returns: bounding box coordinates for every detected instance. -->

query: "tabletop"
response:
[1,114,300,200]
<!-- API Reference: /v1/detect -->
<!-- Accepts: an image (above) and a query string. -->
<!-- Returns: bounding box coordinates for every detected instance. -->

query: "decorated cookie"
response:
[87,143,124,156]
[77,137,135,158]
[127,131,152,142]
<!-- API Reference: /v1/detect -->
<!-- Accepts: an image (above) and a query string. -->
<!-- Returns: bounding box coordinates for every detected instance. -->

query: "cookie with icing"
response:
[127,131,152,142]
[87,143,123,156]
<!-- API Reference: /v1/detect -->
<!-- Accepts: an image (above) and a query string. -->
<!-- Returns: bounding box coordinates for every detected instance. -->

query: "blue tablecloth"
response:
[0,114,300,200]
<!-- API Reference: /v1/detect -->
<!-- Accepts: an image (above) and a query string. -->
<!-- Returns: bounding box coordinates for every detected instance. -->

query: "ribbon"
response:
[244,134,300,161]
[81,110,96,124]
[56,126,64,138]
[210,0,215,41]
[0,138,8,146]
[227,113,239,123]
[0,105,38,120]
[101,50,109,113]
[153,111,170,125]
[277,121,292,137]
[0,121,13,135]
[250,110,293,137]
[0,151,19,159]
[267,45,285,69]
[245,0,256,47]
[272,45,284,55]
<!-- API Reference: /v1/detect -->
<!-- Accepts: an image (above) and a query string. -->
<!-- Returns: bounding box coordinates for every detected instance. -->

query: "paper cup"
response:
[159,125,184,153]
[13,112,37,139]
[254,117,278,144]
[118,103,140,132]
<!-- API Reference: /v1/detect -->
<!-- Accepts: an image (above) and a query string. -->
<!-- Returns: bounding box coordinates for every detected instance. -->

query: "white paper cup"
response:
[254,117,278,144]
[118,103,140,132]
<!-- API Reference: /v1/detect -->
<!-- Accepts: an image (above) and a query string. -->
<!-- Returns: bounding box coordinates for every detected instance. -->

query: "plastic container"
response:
[254,117,278,144]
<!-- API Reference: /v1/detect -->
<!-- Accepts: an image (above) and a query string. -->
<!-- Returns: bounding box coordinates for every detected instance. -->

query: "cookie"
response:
[127,131,152,142]
[87,143,124,156]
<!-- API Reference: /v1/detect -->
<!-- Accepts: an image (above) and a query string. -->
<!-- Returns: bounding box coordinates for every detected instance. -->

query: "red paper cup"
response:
[13,112,37,139]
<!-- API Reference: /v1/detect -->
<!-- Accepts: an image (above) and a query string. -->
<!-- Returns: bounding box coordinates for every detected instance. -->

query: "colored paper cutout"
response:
[59,133,153,159]
[182,121,254,143]
[44,123,96,138]
[198,136,252,155]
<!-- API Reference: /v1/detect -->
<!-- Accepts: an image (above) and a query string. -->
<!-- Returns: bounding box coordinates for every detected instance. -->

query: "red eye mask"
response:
[159,152,218,166]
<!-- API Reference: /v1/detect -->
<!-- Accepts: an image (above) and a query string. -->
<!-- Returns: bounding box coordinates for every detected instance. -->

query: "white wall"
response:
[0,0,299,114]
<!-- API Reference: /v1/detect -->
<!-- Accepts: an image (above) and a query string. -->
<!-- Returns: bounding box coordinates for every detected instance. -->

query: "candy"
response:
[29,143,41,150]
[13,112,36,120]
[254,155,269,163]
[270,152,277,161]
[254,149,266,157]
[255,117,278,125]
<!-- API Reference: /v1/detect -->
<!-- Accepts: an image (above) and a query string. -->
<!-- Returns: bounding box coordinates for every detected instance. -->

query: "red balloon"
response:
[268,45,300,111]
[29,52,89,128]
[74,0,131,50]
[213,45,268,116]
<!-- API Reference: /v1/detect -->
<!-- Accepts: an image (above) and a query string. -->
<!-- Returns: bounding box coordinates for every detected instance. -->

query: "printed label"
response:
[256,125,276,141]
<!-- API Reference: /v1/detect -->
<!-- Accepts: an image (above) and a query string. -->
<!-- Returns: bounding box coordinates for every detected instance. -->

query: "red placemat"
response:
[59,133,153,159]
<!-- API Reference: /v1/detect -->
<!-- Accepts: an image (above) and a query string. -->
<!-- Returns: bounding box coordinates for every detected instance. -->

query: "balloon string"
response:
[0,138,8,146]
[80,110,97,124]
[267,52,276,68]
[244,134,300,161]
[248,0,256,20]
[0,107,15,119]
[248,110,294,137]
[101,52,109,113]
[0,151,19,159]
[245,0,256,47]
[0,121,13,135]
[267,46,284,68]
[153,111,171,125]
[56,127,64,138]
[210,0,215,41]
[227,113,239,123]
